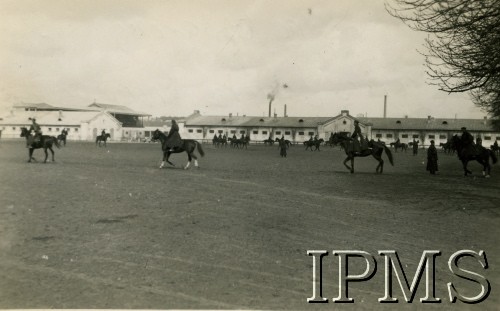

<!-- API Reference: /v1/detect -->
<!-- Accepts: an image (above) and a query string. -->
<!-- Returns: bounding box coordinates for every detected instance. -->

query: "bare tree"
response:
[386,0,500,128]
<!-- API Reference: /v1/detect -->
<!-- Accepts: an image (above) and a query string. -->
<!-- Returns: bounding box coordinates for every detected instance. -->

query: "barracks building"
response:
[1,104,499,147]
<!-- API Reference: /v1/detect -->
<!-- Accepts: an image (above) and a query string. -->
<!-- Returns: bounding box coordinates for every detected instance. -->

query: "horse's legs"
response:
[343,156,353,173]
[191,153,199,168]
[462,160,471,176]
[166,152,175,166]
[43,147,48,163]
[49,147,55,162]
[184,152,193,170]
[28,148,34,162]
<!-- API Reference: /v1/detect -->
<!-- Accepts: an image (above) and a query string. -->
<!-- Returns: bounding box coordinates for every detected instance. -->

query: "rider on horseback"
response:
[460,127,477,156]
[351,120,367,152]
[165,119,183,152]
[27,118,42,148]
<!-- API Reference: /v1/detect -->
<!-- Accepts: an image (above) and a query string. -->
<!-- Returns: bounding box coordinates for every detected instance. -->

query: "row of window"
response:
[189,129,315,136]
[374,133,500,140]
[4,126,77,132]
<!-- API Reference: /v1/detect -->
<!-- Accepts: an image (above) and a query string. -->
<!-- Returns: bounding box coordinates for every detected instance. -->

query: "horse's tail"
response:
[52,136,61,148]
[490,149,498,164]
[196,141,205,157]
[383,144,394,166]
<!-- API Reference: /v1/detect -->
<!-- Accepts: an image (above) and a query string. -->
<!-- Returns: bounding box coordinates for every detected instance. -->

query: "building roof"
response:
[0,110,103,126]
[183,112,497,132]
[358,117,493,132]
[88,103,151,116]
[13,103,96,112]
[186,115,330,128]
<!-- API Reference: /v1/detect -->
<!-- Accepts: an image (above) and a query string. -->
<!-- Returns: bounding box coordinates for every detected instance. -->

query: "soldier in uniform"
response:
[426,140,438,175]
[351,120,366,152]
[460,126,476,156]
[27,118,42,147]
[279,136,287,158]
[165,119,183,152]
[412,138,419,155]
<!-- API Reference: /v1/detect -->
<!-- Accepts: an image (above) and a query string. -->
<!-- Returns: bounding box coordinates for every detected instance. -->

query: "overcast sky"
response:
[0,0,489,119]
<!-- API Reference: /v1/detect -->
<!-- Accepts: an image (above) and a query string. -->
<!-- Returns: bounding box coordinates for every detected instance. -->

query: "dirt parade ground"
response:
[0,140,499,310]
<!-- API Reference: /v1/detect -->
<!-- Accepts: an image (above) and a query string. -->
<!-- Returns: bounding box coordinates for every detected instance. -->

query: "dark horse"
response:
[212,136,227,148]
[263,138,274,146]
[389,140,408,152]
[57,133,67,146]
[451,135,497,177]
[20,127,60,163]
[151,129,205,169]
[96,133,111,147]
[303,139,324,151]
[331,132,394,173]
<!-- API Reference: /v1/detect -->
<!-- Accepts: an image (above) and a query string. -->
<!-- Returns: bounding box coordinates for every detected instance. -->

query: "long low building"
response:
[2,104,499,147]
[180,110,500,147]
[0,103,150,141]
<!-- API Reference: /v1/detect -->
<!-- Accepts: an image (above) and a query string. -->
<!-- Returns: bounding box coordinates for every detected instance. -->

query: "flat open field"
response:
[0,139,499,310]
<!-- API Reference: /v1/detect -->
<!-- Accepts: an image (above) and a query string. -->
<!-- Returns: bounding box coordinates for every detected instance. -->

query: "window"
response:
[56,128,59,131]
[275,131,281,135]
[299,119,304,122]
[74,128,78,132]
[218,130,223,134]
[376,133,382,138]
[442,121,448,125]
[196,129,202,133]
[298,131,304,135]
[413,134,419,138]
[428,135,435,139]
[230,130,236,134]
[188,129,193,133]
[221,118,226,121]
[285,131,291,135]
[308,132,314,136]
[342,120,347,125]
[209,130,214,133]
[484,136,491,140]
[259,119,264,122]
[396,120,401,124]
[12,127,16,130]
[252,131,258,134]
[402,134,408,138]
[439,135,446,139]
[262,131,268,135]
[240,130,245,134]
[386,134,393,138]
[48,128,52,132]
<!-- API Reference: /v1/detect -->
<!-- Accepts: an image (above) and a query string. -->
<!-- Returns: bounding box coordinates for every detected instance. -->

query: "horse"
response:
[303,139,324,151]
[330,132,394,174]
[96,133,111,147]
[263,138,275,146]
[151,129,205,169]
[275,138,292,148]
[389,140,408,153]
[439,140,454,154]
[235,137,250,149]
[451,135,497,177]
[57,133,67,146]
[20,127,61,163]
[212,136,227,148]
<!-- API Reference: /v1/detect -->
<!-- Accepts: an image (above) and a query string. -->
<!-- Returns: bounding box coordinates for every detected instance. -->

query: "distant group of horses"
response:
[212,136,250,149]
[19,127,498,177]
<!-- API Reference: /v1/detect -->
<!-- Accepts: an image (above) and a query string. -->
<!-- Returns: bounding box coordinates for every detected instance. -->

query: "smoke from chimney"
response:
[267,82,288,117]
[267,93,274,117]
